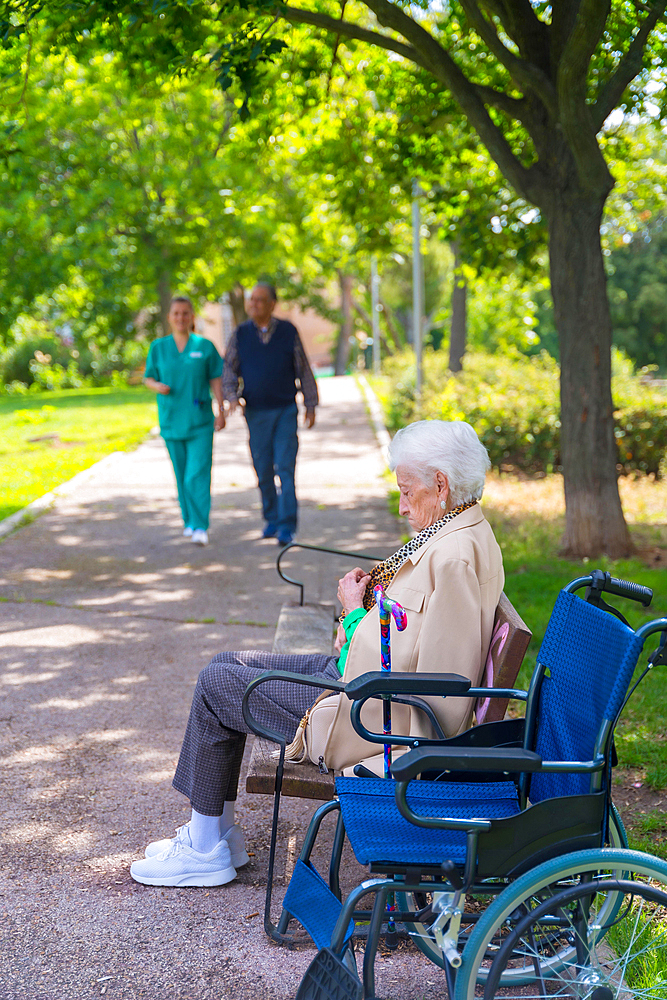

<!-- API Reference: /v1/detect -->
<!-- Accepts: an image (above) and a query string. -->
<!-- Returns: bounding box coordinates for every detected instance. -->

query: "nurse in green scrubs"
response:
[144,297,225,546]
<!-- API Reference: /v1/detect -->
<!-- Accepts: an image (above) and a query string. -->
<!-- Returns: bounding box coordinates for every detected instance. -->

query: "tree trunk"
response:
[379,296,407,349]
[158,270,171,336]
[335,271,354,376]
[229,283,247,327]
[547,195,633,558]
[352,296,392,357]
[449,240,467,373]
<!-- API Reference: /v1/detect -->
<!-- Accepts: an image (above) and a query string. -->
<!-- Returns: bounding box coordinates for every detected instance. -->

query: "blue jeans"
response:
[244,403,298,535]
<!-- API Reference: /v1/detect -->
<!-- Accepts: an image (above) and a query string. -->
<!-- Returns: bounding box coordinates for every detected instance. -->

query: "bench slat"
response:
[246,739,336,800]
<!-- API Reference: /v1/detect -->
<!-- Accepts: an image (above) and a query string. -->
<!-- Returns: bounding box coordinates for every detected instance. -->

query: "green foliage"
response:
[376,348,667,478]
[0,316,148,392]
[0,327,72,384]
[612,351,667,476]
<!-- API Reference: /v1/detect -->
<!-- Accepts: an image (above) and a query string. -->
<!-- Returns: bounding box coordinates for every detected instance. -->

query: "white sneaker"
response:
[130,826,236,887]
[192,529,208,546]
[144,822,249,868]
[183,526,194,538]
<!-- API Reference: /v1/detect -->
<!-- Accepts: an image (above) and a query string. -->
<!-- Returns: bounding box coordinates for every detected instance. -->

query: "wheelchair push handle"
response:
[565,570,652,607]
[603,574,653,606]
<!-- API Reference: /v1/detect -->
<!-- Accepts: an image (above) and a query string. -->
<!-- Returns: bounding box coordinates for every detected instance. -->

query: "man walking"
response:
[223,283,318,547]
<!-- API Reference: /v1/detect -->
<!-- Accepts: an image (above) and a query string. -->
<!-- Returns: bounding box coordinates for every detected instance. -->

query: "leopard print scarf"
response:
[340,499,478,620]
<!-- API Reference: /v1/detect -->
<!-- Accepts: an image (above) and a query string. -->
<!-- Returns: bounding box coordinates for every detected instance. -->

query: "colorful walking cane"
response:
[372,584,408,778]
[373,584,408,948]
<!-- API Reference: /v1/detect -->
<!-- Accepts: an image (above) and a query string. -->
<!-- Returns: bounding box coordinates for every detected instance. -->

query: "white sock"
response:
[220,801,235,837]
[189,809,222,854]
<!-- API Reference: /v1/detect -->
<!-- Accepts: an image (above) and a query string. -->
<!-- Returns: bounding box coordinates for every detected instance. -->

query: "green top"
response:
[144,334,223,440]
[336,607,367,675]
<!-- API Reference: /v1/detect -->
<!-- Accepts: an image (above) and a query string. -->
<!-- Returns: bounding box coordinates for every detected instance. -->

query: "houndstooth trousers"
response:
[172,650,340,816]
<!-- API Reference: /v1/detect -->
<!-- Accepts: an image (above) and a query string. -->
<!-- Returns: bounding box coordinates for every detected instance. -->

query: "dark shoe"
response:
[277,532,293,547]
[262,523,278,539]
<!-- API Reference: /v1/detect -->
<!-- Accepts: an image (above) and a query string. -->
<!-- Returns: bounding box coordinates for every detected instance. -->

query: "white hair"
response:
[388,420,490,505]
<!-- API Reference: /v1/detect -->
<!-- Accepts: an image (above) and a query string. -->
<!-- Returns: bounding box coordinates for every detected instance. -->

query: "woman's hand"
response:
[145,377,171,395]
[337,567,371,613]
[333,623,347,654]
[214,411,226,432]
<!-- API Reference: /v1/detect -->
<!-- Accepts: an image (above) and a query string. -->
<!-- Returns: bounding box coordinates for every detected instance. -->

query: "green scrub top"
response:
[144,334,223,441]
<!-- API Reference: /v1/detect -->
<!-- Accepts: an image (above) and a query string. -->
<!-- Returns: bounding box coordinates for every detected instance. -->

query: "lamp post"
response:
[371,255,381,375]
[412,179,423,400]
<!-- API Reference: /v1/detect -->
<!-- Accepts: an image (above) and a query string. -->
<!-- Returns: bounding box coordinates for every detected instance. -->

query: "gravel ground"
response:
[0,377,460,1000]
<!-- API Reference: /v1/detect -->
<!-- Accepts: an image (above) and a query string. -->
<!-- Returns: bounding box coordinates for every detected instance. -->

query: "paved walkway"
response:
[0,378,451,1000]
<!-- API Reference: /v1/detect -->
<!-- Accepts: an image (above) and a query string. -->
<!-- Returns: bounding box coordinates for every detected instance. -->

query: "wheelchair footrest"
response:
[283,859,355,951]
[295,948,362,1000]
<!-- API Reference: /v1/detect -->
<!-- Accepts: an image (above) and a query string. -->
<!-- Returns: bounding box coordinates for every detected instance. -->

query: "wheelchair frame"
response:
[243,572,667,999]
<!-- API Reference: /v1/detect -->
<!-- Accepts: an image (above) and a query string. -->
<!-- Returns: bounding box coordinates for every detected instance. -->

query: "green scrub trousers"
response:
[144,333,223,532]
[165,428,214,531]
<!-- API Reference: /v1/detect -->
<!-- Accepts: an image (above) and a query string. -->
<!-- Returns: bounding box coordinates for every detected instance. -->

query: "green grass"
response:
[0,387,157,521]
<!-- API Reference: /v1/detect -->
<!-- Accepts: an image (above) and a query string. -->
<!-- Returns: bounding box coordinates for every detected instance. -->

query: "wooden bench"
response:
[246,600,338,800]
[245,591,531,801]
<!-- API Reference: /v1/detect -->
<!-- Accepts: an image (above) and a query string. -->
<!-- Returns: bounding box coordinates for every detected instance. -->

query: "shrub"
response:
[29,357,92,391]
[376,348,667,478]
[0,333,72,386]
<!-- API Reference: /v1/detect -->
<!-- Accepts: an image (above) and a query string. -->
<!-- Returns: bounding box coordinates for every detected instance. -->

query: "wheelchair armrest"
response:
[391,745,543,781]
[441,717,525,749]
[344,671,471,701]
[242,669,345,744]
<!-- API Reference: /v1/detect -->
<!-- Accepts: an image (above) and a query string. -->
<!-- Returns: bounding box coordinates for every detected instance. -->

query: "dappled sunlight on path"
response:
[0,376,425,1000]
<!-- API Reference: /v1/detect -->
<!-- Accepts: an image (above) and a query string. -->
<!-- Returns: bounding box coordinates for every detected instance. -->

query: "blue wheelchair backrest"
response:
[529,590,645,803]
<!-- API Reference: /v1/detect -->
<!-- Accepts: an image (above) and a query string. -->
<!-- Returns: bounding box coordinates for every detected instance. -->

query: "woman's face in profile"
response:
[395,466,445,531]
[169,302,194,336]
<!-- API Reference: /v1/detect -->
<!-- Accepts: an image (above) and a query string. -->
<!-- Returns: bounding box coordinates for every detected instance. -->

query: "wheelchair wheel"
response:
[481,875,667,998]
[453,848,667,998]
[397,808,629,978]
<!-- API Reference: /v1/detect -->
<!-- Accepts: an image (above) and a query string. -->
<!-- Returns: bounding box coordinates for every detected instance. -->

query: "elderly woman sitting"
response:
[131,419,503,887]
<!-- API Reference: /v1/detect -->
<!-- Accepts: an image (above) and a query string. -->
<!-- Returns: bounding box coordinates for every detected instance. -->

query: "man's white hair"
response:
[388,420,491,505]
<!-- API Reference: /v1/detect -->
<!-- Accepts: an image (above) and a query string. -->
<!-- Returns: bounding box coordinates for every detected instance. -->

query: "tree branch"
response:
[482,0,550,65]
[352,0,538,200]
[458,0,557,115]
[278,5,428,68]
[473,83,526,117]
[556,0,614,194]
[280,1,543,201]
[550,0,581,65]
[592,0,667,129]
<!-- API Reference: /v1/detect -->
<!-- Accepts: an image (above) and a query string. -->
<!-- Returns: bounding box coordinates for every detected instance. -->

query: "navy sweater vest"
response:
[237,319,298,409]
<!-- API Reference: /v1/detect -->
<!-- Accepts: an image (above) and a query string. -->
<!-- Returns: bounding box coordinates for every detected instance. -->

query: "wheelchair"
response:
[243,571,667,999]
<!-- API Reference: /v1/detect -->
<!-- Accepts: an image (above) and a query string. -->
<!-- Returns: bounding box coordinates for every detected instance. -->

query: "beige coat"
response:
[323,503,504,772]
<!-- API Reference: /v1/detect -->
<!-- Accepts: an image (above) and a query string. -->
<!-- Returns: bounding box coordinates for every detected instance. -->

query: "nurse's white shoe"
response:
[192,529,209,546]
[183,526,194,538]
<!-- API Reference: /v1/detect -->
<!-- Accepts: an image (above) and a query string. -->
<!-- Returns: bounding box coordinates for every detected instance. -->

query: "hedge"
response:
[375,349,667,478]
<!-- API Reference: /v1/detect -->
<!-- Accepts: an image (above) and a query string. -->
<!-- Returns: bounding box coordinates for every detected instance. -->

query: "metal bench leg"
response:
[329,808,346,900]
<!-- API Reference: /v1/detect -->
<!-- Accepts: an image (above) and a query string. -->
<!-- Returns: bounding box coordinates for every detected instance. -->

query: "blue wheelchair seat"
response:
[335,776,520,867]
